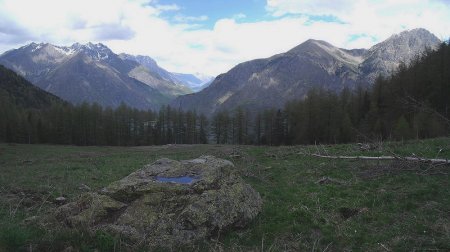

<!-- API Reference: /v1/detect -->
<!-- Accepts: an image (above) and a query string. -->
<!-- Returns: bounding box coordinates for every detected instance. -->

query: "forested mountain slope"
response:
[0,65,64,109]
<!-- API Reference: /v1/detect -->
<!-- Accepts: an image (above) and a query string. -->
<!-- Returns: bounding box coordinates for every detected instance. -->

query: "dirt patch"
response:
[339,207,369,220]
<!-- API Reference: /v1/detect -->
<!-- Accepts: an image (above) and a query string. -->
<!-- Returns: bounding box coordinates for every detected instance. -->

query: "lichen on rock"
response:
[52,156,262,249]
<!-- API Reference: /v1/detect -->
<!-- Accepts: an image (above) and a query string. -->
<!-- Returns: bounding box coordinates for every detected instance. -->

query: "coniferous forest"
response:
[213,42,450,145]
[1,42,449,146]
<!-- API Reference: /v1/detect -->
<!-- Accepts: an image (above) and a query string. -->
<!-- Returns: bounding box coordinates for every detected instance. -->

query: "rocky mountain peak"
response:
[12,42,115,61]
[287,38,365,67]
[361,28,441,82]
[133,55,158,66]
[69,42,113,61]
[288,39,331,54]
[396,28,438,41]
[16,42,52,54]
[370,28,440,52]
[23,42,43,50]
[120,54,159,70]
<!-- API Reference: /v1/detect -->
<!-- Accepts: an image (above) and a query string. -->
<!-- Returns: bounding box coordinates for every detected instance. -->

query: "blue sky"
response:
[158,0,268,28]
[157,0,353,28]
[0,0,450,76]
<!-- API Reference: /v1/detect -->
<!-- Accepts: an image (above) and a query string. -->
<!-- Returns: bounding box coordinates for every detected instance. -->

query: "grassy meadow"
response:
[0,138,449,251]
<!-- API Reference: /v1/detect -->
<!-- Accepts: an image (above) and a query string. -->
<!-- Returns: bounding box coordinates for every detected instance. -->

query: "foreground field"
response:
[0,138,449,251]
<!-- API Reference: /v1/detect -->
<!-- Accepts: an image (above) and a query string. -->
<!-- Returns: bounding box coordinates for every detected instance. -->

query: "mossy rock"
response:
[51,156,262,249]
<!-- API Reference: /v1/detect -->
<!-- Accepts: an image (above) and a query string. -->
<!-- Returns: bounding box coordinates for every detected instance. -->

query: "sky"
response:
[0,0,450,76]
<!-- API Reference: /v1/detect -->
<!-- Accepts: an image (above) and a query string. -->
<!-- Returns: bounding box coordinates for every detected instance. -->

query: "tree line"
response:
[1,42,449,146]
[0,101,208,145]
[211,42,450,145]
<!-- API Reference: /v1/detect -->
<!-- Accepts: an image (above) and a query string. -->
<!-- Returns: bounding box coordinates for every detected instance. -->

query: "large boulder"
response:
[54,156,262,248]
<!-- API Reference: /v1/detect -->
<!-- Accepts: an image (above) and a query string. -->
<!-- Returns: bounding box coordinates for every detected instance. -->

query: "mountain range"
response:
[171,28,441,115]
[0,28,441,114]
[0,42,212,109]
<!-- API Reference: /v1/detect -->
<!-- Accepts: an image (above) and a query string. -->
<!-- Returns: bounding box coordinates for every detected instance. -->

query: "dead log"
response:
[309,154,450,165]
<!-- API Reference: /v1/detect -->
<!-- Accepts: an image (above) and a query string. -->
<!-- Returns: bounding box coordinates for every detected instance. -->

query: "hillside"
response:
[0,64,64,109]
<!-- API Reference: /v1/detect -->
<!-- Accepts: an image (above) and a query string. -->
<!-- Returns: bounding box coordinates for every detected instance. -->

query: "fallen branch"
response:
[308,154,450,165]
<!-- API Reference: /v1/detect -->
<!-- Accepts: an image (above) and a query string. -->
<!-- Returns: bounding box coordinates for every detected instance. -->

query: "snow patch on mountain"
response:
[53,46,76,56]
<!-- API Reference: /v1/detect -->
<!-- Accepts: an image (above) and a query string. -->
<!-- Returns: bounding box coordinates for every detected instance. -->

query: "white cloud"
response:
[0,0,155,45]
[266,0,353,17]
[0,0,449,77]
[265,0,450,45]
[155,4,180,12]
[232,13,247,20]
[173,15,208,23]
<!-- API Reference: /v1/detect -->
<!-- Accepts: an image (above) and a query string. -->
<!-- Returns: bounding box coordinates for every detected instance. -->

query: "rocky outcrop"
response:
[53,156,262,249]
[361,28,441,83]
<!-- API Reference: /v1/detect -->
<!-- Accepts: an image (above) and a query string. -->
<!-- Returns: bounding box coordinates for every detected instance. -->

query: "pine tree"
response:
[393,115,412,140]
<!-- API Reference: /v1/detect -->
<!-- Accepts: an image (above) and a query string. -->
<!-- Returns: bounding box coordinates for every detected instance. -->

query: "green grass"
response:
[0,138,449,251]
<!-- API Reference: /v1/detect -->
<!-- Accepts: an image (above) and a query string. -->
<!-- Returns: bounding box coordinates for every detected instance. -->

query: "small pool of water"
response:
[155,176,198,184]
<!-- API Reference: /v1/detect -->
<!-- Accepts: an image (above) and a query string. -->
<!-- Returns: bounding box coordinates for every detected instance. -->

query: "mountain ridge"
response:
[0,42,199,109]
[121,54,213,92]
[172,28,441,115]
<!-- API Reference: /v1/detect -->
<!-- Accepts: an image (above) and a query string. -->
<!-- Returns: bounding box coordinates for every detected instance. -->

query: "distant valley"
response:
[119,54,213,93]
